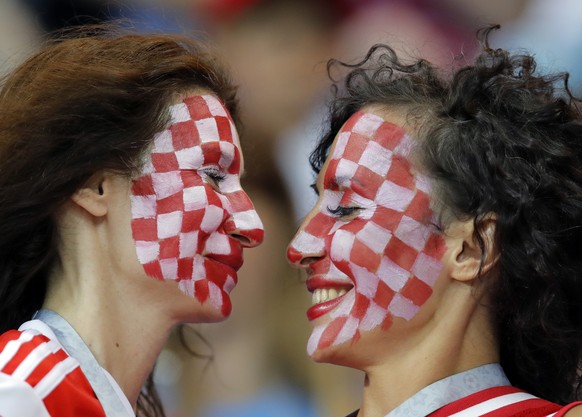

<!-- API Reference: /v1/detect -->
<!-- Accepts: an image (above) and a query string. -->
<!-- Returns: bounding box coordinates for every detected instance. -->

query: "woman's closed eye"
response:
[201,167,227,186]
[327,205,361,218]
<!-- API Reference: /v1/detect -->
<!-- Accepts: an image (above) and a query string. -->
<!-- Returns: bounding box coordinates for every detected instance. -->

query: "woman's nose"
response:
[224,191,264,248]
[286,212,327,267]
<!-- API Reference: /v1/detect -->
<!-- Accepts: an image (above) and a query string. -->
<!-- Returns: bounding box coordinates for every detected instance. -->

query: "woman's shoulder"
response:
[0,326,106,416]
[559,402,582,417]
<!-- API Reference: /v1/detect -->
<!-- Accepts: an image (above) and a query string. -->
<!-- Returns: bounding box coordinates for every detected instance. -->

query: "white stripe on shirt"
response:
[33,356,79,399]
[0,330,37,370]
[11,339,61,381]
[448,392,538,417]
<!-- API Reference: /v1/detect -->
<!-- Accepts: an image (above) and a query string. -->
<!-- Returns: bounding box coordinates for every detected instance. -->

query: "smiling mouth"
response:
[311,288,348,305]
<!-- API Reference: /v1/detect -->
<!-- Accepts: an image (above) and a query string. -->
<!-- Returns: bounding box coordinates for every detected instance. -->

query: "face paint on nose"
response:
[129,94,263,317]
[289,111,447,356]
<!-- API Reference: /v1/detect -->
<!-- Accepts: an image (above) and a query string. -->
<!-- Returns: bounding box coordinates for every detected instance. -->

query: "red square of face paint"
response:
[227,190,253,213]
[205,188,223,207]
[352,166,385,200]
[181,210,204,234]
[159,235,180,259]
[341,218,367,235]
[304,212,336,236]
[132,175,155,196]
[385,237,418,271]
[184,96,212,120]
[386,156,415,190]
[372,122,406,150]
[341,133,370,163]
[350,240,382,271]
[227,147,240,174]
[401,276,433,306]
[352,295,370,320]
[144,261,163,281]
[215,116,233,143]
[180,171,204,188]
[200,142,222,165]
[170,121,200,150]
[317,316,348,351]
[371,207,404,231]
[404,192,431,223]
[323,159,340,189]
[177,258,193,280]
[423,233,447,260]
[151,152,179,173]
[373,280,396,309]
[194,280,210,303]
[340,112,365,133]
[158,192,185,214]
[132,218,158,241]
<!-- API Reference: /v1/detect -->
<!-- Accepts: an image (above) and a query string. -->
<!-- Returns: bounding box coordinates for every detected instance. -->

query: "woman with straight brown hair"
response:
[0,27,264,416]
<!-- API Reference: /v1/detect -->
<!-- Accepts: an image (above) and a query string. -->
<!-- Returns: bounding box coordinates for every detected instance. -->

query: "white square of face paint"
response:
[332,131,351,159]
[356,221,392,253]
[175,147,204,170]
[218,175,240,194]
[130,195,157,219]
[359,301,387,331]
[208,281,223,308]
[203,95,228,117]
[169,102,192,123]
[376,180,415,212]
[205,233,231,255]
[388,293,420,320]
[193,255,206,280]
[334,158,359,179]
[200,204,224,233]
[218,141,235,168]
[160,258,178,279]
[351,265,379,298]
[152,130,175,153]
[157,211,183,239]
[414,173,432,194]
[183,186,208,211]
[333,315,359,346]
[352,112,384,137]
[232,210,263,231]
[412,253,443,287]
[151,171,184,200]
[179,231,198,258]
[291,230,325,255]
[330,229,356,262]
[377,257,409,292]
[135,240,160,264]
[393,133,414,157]
[178,279,195,297]
[359,141,392,177]
[196,118,219,143]
[394,215,430,252]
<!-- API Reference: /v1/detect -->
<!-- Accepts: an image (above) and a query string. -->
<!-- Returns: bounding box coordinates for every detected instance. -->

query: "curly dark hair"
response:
[0,25,238,417]
[311,26,582,405]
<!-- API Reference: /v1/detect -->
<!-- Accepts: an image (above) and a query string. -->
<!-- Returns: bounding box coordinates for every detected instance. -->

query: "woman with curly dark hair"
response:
[287,26,582,416]
[0,27,263,417]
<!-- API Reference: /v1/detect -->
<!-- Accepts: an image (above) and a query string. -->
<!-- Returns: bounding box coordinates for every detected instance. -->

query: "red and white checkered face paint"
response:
[287,111,446,356]
[130,94,264,318]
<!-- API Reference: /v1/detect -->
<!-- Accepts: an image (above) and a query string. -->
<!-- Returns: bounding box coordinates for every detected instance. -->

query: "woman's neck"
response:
[43,262,174,409]
[357,283,498,417]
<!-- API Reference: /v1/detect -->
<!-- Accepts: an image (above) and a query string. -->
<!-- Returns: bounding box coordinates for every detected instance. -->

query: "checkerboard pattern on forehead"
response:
[130,94,259,311]
[291,111,447,355]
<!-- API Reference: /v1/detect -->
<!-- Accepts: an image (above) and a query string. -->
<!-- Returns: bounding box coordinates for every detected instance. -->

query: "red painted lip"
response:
[205,253,244,271]
[305,276,353,321]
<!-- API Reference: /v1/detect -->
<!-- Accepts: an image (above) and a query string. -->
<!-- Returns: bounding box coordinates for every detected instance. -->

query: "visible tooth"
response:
[320,289,328,302]
[328,288,338,300]
[314,290,321,304]
[312,291,318,305]
[338,289,346,297]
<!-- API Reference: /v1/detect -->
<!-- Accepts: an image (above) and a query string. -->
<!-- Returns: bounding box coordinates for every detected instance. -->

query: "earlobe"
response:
[71,174,108,217]
[448,216,498,282]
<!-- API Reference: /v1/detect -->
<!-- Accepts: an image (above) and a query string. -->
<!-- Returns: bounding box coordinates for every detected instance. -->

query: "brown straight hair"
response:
[0,25,238,416]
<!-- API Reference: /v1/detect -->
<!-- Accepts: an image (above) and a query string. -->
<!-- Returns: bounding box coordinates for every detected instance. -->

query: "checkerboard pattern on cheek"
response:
[290,111,447,355]
[130,94,252,314]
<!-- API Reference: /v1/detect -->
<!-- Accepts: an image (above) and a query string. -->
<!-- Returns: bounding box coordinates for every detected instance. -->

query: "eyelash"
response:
[202,168,226,184]
[310,183,319,196]
[327,205,361,218]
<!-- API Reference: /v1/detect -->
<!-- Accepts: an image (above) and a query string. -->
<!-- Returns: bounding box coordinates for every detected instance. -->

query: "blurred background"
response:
[2,0,581,416]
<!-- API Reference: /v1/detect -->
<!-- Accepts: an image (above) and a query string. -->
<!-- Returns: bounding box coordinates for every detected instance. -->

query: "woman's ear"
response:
[446,216,498,282]
[70,173,109,217]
